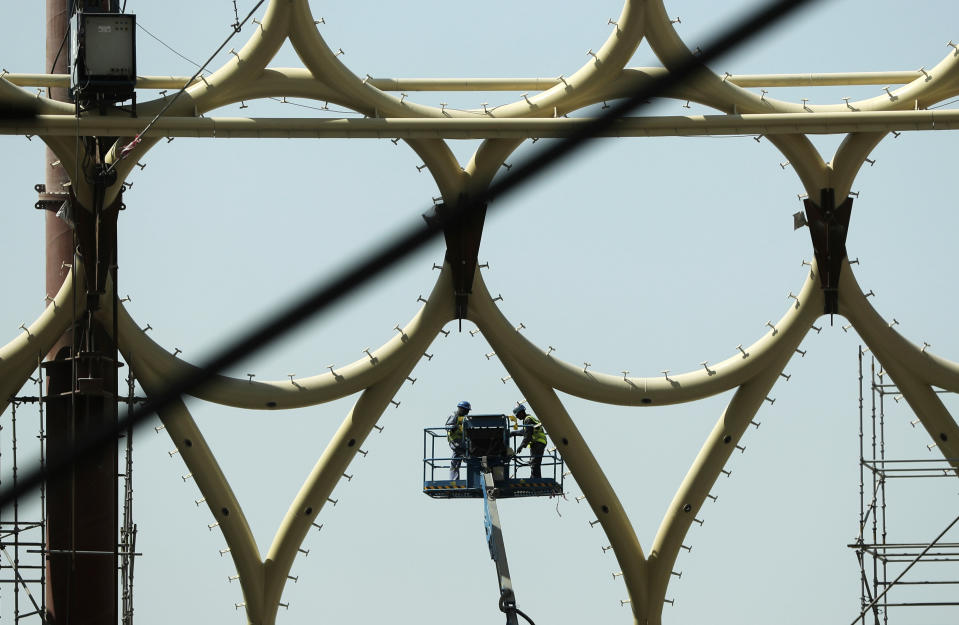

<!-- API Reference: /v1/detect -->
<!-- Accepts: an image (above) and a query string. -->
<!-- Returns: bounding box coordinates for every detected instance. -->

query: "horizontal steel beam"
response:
[1,70,924,91]
[3,73,198,90]
[1,110,958,140]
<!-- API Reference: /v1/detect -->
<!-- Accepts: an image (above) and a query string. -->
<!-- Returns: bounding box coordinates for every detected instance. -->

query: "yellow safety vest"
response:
[526,414,547,445]
[447,415,465,443]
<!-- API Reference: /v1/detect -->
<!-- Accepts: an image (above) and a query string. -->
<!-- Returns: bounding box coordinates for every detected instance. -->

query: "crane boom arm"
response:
[480,458,519,625]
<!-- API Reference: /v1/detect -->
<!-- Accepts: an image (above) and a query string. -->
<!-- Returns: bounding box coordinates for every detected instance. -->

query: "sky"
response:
[1,1,958,624]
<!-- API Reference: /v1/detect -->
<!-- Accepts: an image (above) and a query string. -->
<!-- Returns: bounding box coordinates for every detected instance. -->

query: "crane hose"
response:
[499,593,536,625]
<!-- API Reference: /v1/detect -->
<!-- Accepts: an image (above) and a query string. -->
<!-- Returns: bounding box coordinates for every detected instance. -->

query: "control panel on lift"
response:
[423,414,564,499]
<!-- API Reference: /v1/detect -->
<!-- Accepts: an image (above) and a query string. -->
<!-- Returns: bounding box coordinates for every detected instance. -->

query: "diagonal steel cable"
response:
[112,0,267,164]
[0,0,822,510]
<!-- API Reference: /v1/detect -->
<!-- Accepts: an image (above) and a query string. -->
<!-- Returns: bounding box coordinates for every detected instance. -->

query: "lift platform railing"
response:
[423,426,564,480]
[423,420,564,499]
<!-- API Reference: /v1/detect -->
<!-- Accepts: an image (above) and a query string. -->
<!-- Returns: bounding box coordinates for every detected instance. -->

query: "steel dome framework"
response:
[0,1,958,624]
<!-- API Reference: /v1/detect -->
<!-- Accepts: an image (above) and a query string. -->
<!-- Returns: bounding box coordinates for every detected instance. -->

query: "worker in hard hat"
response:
[514,404,547,479]
[446,400,471,480]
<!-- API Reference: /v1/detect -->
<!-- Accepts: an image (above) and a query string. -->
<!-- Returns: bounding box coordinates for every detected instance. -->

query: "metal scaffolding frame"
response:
[0,364,139,624]
[119,369,138,625]
[1,367,47,623]
[852,349,959,624]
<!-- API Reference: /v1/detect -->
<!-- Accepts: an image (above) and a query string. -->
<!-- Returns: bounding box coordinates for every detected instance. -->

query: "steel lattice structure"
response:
[1,1,958,624]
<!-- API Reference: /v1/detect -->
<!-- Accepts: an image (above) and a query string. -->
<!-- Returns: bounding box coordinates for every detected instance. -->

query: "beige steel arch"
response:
[2,1,959,624]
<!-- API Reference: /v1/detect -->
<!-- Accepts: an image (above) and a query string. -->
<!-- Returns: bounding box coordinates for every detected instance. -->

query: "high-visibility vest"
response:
[525,414,547,445]
[447,414,465,443]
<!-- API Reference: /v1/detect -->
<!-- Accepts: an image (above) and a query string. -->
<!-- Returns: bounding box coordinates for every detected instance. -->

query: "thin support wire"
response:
[110,0,268,168]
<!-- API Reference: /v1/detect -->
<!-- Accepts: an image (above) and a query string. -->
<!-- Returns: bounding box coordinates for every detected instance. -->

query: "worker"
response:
[514,404,547,479]
[446,400,471,480]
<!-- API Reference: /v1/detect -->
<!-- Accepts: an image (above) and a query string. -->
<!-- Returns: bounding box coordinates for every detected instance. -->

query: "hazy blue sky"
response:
[1,1,958,624]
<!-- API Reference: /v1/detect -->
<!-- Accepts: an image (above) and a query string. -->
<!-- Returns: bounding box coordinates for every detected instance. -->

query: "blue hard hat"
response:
[513,405,526,416]
[457,400,471,411]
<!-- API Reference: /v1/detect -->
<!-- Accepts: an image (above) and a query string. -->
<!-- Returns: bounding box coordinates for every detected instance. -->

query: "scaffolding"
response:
[119,369,138,625]
[1,368,47,624]
[852,349,959,624]
[1,364,139,624]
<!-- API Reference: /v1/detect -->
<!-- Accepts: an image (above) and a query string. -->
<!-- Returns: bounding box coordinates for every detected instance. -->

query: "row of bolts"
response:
[23,257,925,420]
[414,129,883,176]
[213,18,950,126]
[467,273,799,609]
[867,354,949,458]
[22,22,959,618]
[234,13,351,608]
[7,192,946,610]
[37,77,902,182]
[149,247,444,609]
[12,30,956,148]
[21,255,938,441]
[58,255,923,388]
[96,253,934,610]
[145,358,948,614]
[13,11,949,604]
[155,299,399,612]
[11,301,940,611]
[160,401,386,612]
[510,366,778,608]
[39,130,888,209]
[466,258,945,604]
[233,36,814,571]
[36,120,891,179]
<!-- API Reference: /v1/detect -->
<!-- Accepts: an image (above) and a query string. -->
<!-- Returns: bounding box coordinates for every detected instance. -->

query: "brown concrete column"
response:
[43,2,119,624]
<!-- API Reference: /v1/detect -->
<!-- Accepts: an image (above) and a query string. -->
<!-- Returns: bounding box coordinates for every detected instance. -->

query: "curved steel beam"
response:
[106,262,457,625]
[0,268,79,417]
[98,267,455,410]
[262,349,426,625]
[467,264,822,406]
[465,139,525,190]
[838,260,959,393]
[838,261,959,468]
[645,324,813,622]
[179,0,291,113]
[287,0,645,120]
[763,133,828,196]
[488,347,650,624]
[871,357,959,473]
[131,361,265,623]
[830,132,887,198]
[644,0,959,126]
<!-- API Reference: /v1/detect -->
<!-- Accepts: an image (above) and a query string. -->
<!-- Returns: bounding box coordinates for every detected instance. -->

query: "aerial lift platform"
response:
[423,414,565,624]
[423,414,564,498]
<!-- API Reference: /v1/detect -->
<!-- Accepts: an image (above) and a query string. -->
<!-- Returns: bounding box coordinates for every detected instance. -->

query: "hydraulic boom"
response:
[481,457,523,625]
